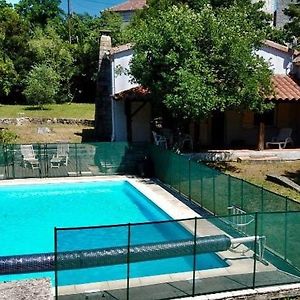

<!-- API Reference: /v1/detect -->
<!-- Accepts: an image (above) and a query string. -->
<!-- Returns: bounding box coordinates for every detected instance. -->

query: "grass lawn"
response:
[3,124,94,144]
[0,103,95,143]
[210,161,300,202]
[0,103,95,119]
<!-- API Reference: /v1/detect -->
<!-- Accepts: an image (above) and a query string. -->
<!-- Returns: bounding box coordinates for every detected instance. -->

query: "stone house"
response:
[95,36,300,148]
[109,0,293,28]
[95,34,151,142]
[108,0,146,24]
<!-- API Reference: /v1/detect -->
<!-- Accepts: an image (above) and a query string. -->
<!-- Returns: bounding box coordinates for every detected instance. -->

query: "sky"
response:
[5,0,125,15]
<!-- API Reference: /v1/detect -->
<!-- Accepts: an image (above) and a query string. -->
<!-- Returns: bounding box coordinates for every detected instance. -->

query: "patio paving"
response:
[58,270,300,300]
[194,148,300,162]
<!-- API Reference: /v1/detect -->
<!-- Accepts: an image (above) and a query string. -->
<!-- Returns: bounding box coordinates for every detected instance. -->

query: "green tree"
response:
[0,4,31,89]
[0,52,17,96]
[28,25,75,102]
[16,0,63,28]
[0,0,12,9]
[284,0,300,44]
[131,4,272,120]
[24,64,60,108]
[68,11,125,102]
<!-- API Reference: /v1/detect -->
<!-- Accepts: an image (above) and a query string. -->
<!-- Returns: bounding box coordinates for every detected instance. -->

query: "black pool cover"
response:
[0,234,231,275]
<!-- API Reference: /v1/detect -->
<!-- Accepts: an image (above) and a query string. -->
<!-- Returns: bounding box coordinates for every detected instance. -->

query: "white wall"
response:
[113,101,127,141]
[256,45,293,75]
[111,48,151,142]
[252,0,276,13]
[113,101,151,142]
[131,102,151,142]
[112,49,139,94]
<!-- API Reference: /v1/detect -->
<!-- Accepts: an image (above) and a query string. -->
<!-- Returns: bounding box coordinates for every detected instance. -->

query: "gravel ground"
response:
[0,278,52,300]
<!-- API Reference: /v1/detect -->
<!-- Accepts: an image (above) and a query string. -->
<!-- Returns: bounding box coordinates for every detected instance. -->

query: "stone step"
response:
[237,156,280,163]
[267,174,300,193]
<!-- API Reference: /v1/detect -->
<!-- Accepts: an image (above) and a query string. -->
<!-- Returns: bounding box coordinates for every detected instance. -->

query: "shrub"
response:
[24,64,61,109]
[0,129,18,144]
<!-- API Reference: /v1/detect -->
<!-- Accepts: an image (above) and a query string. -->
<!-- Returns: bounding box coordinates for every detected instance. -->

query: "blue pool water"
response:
[0,180,228,285]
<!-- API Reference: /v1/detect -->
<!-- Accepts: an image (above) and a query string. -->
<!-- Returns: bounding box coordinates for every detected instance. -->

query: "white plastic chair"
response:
[152,131,167,149]
[180,134,193,151]
[50,144,69,168]
[20,145,40,169]
[266,128,294,149]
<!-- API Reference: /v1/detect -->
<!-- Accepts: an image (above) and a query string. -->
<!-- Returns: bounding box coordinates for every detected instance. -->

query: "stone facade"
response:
[95,34,113,141]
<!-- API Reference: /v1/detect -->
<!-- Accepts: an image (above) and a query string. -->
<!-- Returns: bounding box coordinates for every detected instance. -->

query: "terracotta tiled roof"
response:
[268,75,300,101]
[109,0,146,12]
[113,86,150,100]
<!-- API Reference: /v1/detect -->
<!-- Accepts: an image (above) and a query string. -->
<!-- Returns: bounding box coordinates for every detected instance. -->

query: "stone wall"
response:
[0,117,94,126]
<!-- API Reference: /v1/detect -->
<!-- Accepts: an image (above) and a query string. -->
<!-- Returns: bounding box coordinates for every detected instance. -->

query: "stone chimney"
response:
[95,31,113,140]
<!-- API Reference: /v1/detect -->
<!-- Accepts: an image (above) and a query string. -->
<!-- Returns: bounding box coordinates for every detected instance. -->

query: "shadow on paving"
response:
[57,270,300,300]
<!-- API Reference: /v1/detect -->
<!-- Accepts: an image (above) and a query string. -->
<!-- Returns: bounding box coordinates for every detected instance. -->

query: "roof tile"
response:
[268,75,300,101]
[109,0,146,12]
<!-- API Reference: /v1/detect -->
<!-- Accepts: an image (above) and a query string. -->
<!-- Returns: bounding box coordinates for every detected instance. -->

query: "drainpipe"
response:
[111,57,116,142]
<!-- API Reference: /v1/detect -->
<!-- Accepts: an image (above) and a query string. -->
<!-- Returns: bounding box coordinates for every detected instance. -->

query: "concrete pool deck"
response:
[0,176,299,299]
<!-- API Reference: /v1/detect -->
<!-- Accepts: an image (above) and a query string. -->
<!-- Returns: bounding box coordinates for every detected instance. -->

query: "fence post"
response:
[252,212,258,289]
[38,144,42,178]
[192,217,197,296]
[200,176,203,208]
[54,227,58,300]
[260,187,264,237]
[188,158,191,201]
[127,223,131,300]
[241,180,244,210]
[284,198,288,260]
[75,143,79,176]
[213,176,216,215]
[228,175,231,212]
[178,156,181,194]
[44,144,48,178]
[3,145,8,178]
[261,187,264,212]
[12,144,16,179]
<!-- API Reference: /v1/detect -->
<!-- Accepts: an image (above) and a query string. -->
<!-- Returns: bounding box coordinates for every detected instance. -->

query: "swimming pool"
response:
[0,180,228,285]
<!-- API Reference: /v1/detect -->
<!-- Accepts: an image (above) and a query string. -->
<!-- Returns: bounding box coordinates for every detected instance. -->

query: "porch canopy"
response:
[268,75,300,101]
[113,86,150,142]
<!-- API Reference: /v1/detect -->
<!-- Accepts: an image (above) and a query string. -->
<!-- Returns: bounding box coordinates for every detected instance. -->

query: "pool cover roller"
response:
[0,234,231,275]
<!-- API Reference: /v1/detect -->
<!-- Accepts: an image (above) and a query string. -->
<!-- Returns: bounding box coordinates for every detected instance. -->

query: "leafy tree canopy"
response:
[0,53,17,96]
[284,0,300,44]
[130,3,273,119]
[28,25,75,102]
[24,63,61,108]
[16,0,63,28]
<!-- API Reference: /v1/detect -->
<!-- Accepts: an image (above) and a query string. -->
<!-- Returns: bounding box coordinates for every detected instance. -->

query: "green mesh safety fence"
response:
[255,211,300,287]
[54,213,300,299]
[0,142,148,179]
[149,145,300,216]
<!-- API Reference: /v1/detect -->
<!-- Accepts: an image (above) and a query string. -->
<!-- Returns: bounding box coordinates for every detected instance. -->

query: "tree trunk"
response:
[257,122,265,151]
